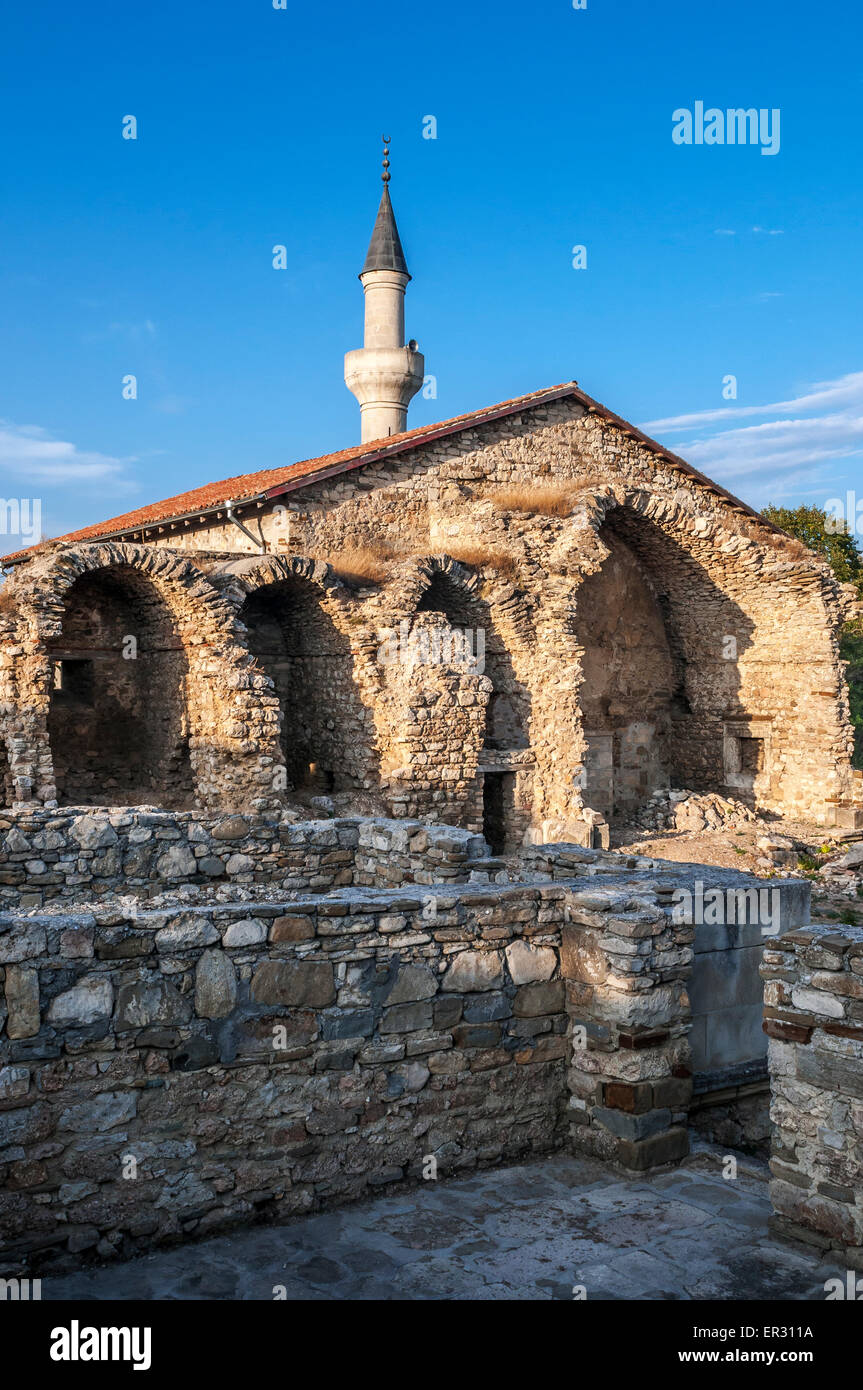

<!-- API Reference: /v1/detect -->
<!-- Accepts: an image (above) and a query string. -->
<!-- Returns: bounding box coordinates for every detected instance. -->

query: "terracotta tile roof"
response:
[2,380,771,565]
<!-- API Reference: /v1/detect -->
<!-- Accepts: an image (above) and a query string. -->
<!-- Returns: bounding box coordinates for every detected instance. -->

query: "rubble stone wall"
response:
[762,923,863,1263]
[46,565,196,808]
[0,881,571,1272]
[2,397,858,840]
[563,872,810,1171]
[0,836,817,1272]
[0,544,286,814]
[0,809,490,910]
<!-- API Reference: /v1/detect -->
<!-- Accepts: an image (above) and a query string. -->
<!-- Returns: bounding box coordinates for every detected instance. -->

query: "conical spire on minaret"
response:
[361,183,410,276]
[344,137,424,443]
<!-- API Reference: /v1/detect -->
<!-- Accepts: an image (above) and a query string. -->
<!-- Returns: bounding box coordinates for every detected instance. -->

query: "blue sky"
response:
[1,0,861,553]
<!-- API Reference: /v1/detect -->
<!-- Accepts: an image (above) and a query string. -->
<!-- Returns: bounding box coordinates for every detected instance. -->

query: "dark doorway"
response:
[482,771,515,854]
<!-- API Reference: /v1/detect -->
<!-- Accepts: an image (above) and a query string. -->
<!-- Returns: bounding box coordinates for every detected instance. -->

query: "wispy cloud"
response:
[153,394,196,417]
[0,420,133,485]
[640,371,863,502]
[81,319,157,345]
[713,226,784,237]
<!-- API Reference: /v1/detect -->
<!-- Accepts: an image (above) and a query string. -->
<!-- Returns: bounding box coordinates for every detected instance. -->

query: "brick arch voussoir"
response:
[563,487,761,628]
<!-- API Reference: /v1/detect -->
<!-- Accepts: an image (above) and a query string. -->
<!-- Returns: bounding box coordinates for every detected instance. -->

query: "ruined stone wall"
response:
[0,809,488,910]
[150,396,857,830]
[0,825,820,1271]
[0,882,570,1272]
[561,880,695,1170]
[1,399,857,834]
[46,565,194,807]
[236,575,376,794]
[563,872,811,1171]
[762,923,863,1263]
[0,545,286,814]
[575,529,677,816]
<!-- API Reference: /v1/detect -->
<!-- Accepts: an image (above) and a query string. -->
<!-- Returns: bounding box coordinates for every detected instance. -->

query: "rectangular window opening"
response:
[52,658,95,707]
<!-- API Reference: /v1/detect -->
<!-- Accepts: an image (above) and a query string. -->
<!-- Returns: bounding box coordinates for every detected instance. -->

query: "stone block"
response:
[270,915,315,943]
[385,964,438,1004]
[251,960,336,1008]
[115,977,188,1031]
[452,1023,501,1048]
[604,1080,653,1114]
[616,1125,689,1171]
[505,940,556,984]
[442,950,503,992]
[594,1106,673,1141]
[4,965,40,1039]
[47,975,113,1027]
[222,918,267,948]
[513,980,564,1017]
[381,1000,433,1034]
[194,950,238,1020]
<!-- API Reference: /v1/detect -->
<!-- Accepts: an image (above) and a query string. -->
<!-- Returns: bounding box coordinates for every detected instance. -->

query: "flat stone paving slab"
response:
[44,1145,844,1301]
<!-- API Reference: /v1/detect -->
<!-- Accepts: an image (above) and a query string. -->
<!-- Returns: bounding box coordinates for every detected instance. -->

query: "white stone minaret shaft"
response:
[344,143,424,443]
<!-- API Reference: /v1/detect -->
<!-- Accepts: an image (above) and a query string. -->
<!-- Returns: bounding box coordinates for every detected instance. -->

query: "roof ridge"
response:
[1,379,774,565]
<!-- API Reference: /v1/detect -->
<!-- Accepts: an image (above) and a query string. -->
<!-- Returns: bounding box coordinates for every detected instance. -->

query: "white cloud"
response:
[640,371,863,502]
[713,226,783,237]
[81,319,157,345]
[0,420,132,485]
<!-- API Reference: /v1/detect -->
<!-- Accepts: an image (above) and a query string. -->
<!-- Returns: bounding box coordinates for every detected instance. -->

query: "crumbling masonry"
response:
[1,165,861,1274]
[0,388,860,842]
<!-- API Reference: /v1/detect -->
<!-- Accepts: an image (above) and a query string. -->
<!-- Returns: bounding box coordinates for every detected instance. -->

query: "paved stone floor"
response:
[44,1145,842,1301]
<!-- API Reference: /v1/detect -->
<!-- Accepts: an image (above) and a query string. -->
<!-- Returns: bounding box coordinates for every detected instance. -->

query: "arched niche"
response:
[47,565,194,807]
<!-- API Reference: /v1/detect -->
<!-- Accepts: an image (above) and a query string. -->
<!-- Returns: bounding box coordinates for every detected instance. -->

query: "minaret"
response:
[344,138,424,443]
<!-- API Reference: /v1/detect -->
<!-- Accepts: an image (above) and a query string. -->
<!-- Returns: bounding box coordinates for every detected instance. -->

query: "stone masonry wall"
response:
[0,881,571,1273]
[2,397,859,841]
[0,544,286,813]
[0,809,489,910]
[0,837,816,1272]
[762,923,863,1263]
[562,880,695,1170]
[563,871,811,1171]
[172,395,859,829]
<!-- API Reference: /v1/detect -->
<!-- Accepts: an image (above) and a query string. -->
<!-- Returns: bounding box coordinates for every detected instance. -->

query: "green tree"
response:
[763,504,863,767]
